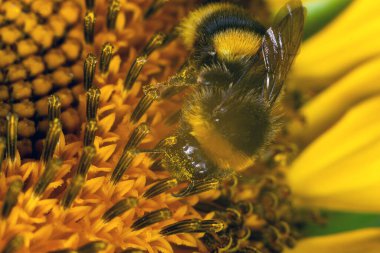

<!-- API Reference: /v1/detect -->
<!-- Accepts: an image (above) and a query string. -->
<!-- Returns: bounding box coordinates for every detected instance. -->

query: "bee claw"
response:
[143,178,178,199]
[160,219,224,236]
[172,179,219,198]
[131,208,172,231]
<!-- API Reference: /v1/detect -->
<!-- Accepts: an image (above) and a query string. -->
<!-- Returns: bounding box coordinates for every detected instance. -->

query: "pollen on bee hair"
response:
[99,42,114,74]
[102,197,138,222]
[131,208,172,231]
[107,0,120,30]
[84,53,98,91]
[2,179,23,218]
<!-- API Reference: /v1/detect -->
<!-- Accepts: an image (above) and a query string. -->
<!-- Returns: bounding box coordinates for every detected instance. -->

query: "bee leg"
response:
[172,179,219,198]
[160,218,225,236]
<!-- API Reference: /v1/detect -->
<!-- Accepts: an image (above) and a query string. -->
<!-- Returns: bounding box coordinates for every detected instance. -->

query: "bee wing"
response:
[261,0,305,105]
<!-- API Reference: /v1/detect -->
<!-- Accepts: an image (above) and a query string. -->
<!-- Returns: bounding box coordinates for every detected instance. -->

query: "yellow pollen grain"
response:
[213,29,262,62]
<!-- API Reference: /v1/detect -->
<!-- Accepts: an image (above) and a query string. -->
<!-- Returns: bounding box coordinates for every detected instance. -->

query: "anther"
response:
[102,197,138,222]
[84,120,98,146]
[84,53,97,91]
[124,55,147,90]
[125,123,150,150]
[40,119,61,166]
[130,88,159,123]
[143,178,178,199]
[6,113,18,162]
[86,87,100,121]
[85,0,95,10]
[48,95,61,122]
[2,235,24,253]
[107,0,120,30]
[77,241,107,253]
[2,179,23,218]
[160,219,224,236]
[34,159,62,197]
[76,146,96,177]
[61,174,85,209]
[142,32,166,57]
[110,149,136,184]
[172,180,219,198]
[99,43,114,74]
[144,0,170,19]
[131,208,172,231]
[84,11,96,44]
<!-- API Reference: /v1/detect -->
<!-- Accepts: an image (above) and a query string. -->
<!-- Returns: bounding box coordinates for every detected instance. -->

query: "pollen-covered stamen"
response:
[84,11,96,44]
[61,174,85,209]
[143,178,178,199]
[106,0,120,30]
[111,149,136,184]
[172,179,219,198]
[130,87,159,123]
[76,146,96,177]
[141,32,167,57]
[6,113,18,162]
[77,241,107,253]
[2,179,23,218]
[86,0,95,10]
[84,53,97,91]
[86,87,100,121]
[124,55,147,90]
[48,95,61,122]
[40,119,61,166]
[144,0,170,19]
[160,219,224,236]
[2,235,24,253]
[102,197,138,222]
[125,123,150,150]
[131,208,172,231]
[99,43,114,74]
[33,159,62,197]
[84,120,98,146]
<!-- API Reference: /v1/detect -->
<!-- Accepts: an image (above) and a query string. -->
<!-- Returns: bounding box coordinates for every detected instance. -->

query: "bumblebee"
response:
[151,0,305,193]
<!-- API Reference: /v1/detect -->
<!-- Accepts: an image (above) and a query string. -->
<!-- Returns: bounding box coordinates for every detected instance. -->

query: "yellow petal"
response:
[288,57,380,146]
[290,0,380,90]
[288,95,380,212]
[285,228,380,253]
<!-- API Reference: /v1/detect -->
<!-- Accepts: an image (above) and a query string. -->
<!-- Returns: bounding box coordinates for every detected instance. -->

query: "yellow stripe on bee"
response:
[178,3,238,48]
[183,105,254,172]
[213,29,262,62]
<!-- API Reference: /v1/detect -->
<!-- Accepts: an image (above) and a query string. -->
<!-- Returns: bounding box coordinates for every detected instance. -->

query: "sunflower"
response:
[0,0,379,253]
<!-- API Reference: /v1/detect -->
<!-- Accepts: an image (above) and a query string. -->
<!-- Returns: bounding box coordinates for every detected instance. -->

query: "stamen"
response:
[48,249,76,253]
[144,0,170,19]
[142,32,166,57]
[102,197,138,222]
[130,88,159,123]
[2,179,23,218]
[61,174,85,209]
[0,138,5,172]
[99,43,114,74]
[124,55,147,90]
[76,146,96,177]
[83,120,98,146]
[84,11,96,44]
[86,87,100,121]
[86,0,95,10]
[77,241,107,253]
[2,235,24,253]
[172,180,219,198]
[34,159,62,197]
[131,208,172,231]
[48,95,61,122]
[143,178,178,199]
[6,113,18,162]
[107,0,120,30]
[40,119,61,166]
[84,53,97,91]
[110,149,136,184]
[125,123,150,150]
[260,192,279,210]
[160,219,224,236]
